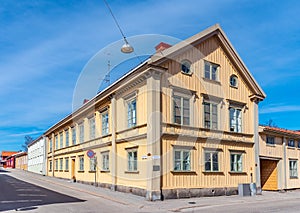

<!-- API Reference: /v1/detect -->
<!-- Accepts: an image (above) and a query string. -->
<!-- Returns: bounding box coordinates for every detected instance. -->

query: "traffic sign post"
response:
[87,150,97,187]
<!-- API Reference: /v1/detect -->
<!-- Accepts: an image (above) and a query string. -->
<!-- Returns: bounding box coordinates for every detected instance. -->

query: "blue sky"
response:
[0,0,299,151]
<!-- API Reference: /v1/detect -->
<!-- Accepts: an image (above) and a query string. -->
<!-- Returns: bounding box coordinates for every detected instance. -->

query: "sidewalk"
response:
[4,168,300,212]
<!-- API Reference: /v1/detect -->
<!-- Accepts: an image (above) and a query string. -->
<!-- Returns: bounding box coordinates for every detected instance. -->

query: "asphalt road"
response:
[0,169,85,212]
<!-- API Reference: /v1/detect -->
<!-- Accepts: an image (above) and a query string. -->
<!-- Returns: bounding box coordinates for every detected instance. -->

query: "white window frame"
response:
[71,126,76,145]
[203,102,218,130]
[89,117,95,140]
[55,159,58,171]
[55,135,58,150]
[102,152,109,171]
[204,150,219,172]
[59,132,63,148]
[49,138,52,152]
[127,149,138,172]
[290,160,298,178]
[59,158,63,171]
[173,149,191,171]
[65,130,69,147]
[65,158,69,171]
[79,123,84,143]
[79,156,84,171]
[229,107,242,133]
[89,157,96,171]
[204,60,219,81]
[49,160,52,171]
[230,152,243,172]
[127,98,137,128]
[101,111,109,136]
[173,95,190,125]
[288,139,295,147]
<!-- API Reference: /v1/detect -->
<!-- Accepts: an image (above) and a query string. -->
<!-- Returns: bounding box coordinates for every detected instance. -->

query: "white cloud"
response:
[260,105,300,114]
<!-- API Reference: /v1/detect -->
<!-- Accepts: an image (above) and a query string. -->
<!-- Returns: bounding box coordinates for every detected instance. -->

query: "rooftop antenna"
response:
[104,58,111,85]
[103,0,134,53]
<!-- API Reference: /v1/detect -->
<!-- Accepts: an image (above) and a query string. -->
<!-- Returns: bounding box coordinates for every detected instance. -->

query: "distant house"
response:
[43,24,266,200]
[27,136,47,175]
[259,126,300,191]
[15,152,28,170]
[0,151,18,168]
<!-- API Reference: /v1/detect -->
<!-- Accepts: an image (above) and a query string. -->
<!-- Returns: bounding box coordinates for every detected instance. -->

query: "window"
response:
[230,75,238,87]
[55,159,58,171]
[89,117,95,139]
[127,149,137,171]
[181,60,192,74]
[290,160,298,178]
[266,136,275,145]
[203,102,218,129]
[229,107,242,132]
[204,61,219,81]
[230,153,243,172]
[49,160,52,171]
[127,99,137,128]
[90,157,96,171]
[102,152,109,171]
[174,149,191,171]
[59,158,63,171]
[298,141,300,149]
[72,126,76,145]
[79,123,84,143]
[65,158,69,171]
[55,135,58,150]
[59,132,63,148]
[102,112,109,136]
[174,96,190,125]
[79,156,84,171]
[65,130,69,147]
[49,138,52,152]
[204,151,219,172]
[288,139,295,147]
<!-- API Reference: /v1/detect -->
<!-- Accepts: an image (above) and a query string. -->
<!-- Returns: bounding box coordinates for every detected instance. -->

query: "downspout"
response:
[283,136,287,190]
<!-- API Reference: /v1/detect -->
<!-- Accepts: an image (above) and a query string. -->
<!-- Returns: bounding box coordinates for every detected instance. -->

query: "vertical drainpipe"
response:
[51,133,55,177]
[253,99,262,194]
[111,94,117,191]
[283,136,287,190]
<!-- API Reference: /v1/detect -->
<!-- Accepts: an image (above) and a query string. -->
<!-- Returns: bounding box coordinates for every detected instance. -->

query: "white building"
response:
[28,136,46,175]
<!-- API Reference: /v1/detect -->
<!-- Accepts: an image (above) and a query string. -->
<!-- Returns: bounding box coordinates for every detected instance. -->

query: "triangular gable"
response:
[150,24,266,101]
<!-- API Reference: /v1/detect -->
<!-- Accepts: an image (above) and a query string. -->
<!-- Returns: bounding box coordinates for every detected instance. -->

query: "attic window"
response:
[181,60,192,75]
[230,75,238,87]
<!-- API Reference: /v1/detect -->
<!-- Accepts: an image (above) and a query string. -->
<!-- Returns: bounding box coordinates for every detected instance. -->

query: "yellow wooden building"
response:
[15,152,28,171]
[45,24,265,200]
[259,126,300,191]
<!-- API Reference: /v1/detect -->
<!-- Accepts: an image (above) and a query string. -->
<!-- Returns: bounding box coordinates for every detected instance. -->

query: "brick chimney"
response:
[155,42,172,52]
[83,99,89,104]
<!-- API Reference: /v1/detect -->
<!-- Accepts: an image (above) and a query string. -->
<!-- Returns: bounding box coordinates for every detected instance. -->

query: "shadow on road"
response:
[0,174,85,212]
[0,168,10,173]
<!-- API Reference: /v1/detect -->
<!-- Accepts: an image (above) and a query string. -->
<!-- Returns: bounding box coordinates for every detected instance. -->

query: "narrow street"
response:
[2,168,300,212]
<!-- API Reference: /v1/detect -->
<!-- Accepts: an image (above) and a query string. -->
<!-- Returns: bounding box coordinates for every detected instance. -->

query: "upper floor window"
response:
[102,111,109,136]
[288,139,295,147]
[79,123,84,143]
[174,149,191,171]
[127,99,137,128]
[71,126,76,145]
[89,117,95,140]
[65,130,69,147]
[49,138,52,152]
[203,102,218,130]
[181,60,192,75]
[229,107,242,133]
[59,132,63,148]
[55,135,58,150]
[266,136,275,145]
[173,96,190,125]
[230,75,238,87]
[204,61,219,81]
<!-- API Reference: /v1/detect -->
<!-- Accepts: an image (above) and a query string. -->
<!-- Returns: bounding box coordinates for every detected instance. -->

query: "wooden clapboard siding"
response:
[161,137,255,189]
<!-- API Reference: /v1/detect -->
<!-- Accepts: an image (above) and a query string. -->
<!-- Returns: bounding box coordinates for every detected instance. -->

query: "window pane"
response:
[205,152,211,171]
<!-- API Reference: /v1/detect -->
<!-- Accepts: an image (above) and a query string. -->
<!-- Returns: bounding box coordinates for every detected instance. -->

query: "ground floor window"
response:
[174,149,191,171]
[65,158,69,171]
[59,158,63,171]
[204,151,219,172]
[79,156,84,171]
[102,152,109,171]
[230,153,243,172]
[127,149,137,171]
[55,159,58,171]
[90,157,96,171]
[290,160,298,178]
[49,160,52,171]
